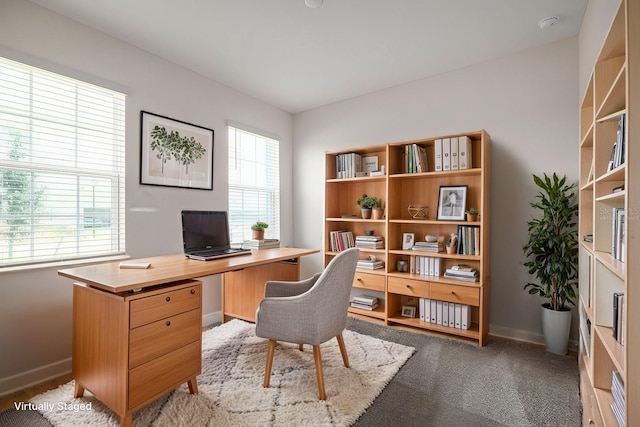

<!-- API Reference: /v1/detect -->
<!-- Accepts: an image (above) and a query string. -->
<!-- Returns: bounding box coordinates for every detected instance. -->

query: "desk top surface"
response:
[58,247,319,294]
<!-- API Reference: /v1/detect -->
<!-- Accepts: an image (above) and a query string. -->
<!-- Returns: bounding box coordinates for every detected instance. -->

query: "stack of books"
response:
[610,370,625,427]
[241,239,280,250]
[443,264,479,282]
[357,259,384,270]
[355,235,384,249]
[412,241,444,252]
[350,294,380,311]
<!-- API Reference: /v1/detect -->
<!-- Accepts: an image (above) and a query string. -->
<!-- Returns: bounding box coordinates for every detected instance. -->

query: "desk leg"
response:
[120,412,132,427]
[73,381,85,398]
[187,377,198,394]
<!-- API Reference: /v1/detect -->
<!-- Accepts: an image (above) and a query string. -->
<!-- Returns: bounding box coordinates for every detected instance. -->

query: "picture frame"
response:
[140,111,214,190]
[437,185,468,221]
[401,305,416,318]
[402,232,415,250]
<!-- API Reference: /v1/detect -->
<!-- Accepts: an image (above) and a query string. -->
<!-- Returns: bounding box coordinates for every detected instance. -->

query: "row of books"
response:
[607,113,626,172]
[335,153,382,179]
[350,294,380,311]
[613,292,625,345]
[443,264,479,282]
[418,298,472,330]
[413,256,443,276]
[357,259,384,270]
[241,239,280,250]
[329,230,355,252]
[454,225,480,255]
[435,136,473,172]
[611,207,626,262]
[355,235,384,249]
[402,143,429,173]
[611,370,625,427]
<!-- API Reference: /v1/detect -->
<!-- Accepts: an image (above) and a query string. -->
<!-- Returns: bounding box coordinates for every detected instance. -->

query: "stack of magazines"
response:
[355,235,384,249]
[241,239,280,250]
[443,264,479,282]
[412,241,444,252]
[357,259,384,270]
[350,294,380,311]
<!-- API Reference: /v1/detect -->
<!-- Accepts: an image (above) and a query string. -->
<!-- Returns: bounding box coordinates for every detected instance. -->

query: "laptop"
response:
[181,210,251,261]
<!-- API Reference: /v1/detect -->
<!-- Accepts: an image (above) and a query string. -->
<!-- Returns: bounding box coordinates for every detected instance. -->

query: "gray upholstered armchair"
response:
[255,247,359,400]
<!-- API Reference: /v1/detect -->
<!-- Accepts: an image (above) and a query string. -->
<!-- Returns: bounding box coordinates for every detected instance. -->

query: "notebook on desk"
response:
[181,210,251,261]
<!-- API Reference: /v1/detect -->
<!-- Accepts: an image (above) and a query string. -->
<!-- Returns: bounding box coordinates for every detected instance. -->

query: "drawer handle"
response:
[166,296,171,302]
[405,284,411,289]
[190,289,196,294]
[357,278,363,282]
[166,320,171,326]
[451,291,456,295]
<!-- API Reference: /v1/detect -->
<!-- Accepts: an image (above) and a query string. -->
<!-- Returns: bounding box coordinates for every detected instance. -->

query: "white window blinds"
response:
[0,57,126,267]
[228,125,280,244]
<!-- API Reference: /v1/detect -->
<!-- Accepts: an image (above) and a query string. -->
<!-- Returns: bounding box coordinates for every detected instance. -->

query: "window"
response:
[228,125,280,244]
[0,57,125,267]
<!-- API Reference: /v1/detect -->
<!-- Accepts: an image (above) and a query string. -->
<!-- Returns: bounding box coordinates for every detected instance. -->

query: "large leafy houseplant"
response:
[523,173,578,311]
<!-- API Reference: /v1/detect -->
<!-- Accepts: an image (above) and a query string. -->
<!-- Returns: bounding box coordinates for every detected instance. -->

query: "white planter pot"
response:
[541,304,571,355]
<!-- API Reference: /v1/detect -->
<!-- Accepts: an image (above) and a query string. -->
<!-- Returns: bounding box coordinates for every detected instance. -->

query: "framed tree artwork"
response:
[140,111,214,190]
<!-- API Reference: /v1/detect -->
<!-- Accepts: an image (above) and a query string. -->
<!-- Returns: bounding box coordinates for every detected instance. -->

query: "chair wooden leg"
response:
[299,344,304,351]
[264,339,277,388]
[336,333,350,368]
[312,344,326,400]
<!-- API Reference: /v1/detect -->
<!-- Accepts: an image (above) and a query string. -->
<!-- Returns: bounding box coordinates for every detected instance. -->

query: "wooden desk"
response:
[58,247,317,427]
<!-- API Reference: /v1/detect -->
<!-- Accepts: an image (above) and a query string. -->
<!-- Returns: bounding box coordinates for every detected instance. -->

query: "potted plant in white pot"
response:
[522,173,578,355]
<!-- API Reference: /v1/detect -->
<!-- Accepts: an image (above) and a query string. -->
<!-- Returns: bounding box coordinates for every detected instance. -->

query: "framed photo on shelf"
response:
[140,111,214,190]
[437,185,467,221]
[402,232,415,250]
[401,305,416,318]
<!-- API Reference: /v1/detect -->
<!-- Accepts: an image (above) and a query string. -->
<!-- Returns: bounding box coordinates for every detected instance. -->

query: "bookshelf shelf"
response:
[578,1,638,425]
[325,130,490,346]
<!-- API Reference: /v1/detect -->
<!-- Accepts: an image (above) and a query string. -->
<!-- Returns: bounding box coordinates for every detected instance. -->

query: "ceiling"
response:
[31,0,588,114]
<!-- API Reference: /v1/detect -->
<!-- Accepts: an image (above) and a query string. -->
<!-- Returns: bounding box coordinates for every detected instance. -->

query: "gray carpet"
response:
[347,317,581,427]
[0,317,581,427]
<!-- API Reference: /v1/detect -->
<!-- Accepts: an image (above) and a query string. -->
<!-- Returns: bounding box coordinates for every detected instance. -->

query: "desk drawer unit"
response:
[130,284,201,328]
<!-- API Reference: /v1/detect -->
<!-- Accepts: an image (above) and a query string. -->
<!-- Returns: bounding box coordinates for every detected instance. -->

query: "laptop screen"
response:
[181,210,231,252]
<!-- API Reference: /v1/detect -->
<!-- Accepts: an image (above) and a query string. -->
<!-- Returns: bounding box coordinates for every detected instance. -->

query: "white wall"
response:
[0,0,294,394]
[292,37,580,344]
[578,0,623,99]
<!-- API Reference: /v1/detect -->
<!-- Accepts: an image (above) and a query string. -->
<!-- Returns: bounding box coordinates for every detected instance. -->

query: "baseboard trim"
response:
[489,324,579,352]
[0,358,71,397]
[202,311,222,327]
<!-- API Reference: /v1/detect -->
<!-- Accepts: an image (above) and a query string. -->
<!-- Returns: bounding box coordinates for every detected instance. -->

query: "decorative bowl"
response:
[425,235,438,243]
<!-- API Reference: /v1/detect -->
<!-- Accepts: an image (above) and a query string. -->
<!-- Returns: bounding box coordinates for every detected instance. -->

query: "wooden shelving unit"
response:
[578,1,638,425]
[324,130,490,345]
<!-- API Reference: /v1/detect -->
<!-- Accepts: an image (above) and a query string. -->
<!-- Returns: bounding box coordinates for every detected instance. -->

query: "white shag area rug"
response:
[30,319,415,426]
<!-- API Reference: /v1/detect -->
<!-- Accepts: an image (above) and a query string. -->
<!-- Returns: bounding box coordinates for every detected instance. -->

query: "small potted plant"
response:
[356,194,381,219]
[251,221,268,240]
[446,232,458,254]
[465,208,478,222]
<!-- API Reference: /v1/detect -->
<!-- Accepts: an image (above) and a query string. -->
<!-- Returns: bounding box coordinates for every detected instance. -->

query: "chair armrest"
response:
[264,272,321,298]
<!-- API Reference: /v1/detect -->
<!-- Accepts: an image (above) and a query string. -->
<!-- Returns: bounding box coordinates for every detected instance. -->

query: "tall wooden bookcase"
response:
[325,130,490,345]
[578,0,638,425]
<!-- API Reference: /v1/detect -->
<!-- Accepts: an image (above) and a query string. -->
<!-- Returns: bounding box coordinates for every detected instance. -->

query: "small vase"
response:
[372,208,384,220]
[466,213,478,222]
[361,208,372,219]
[252,230,264,240]
[446,245,456,254]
